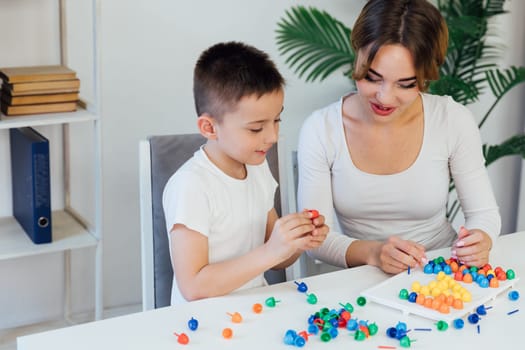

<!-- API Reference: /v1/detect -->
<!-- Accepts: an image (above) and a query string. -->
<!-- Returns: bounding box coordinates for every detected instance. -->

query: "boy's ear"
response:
[197,114,217,139]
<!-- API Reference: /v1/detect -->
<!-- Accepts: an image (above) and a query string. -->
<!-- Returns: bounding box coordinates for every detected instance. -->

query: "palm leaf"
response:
[429,75,480,104]
[483,134,525,167]
[276,6,354,82]
[479,66,525,127]
[436,1,506,105]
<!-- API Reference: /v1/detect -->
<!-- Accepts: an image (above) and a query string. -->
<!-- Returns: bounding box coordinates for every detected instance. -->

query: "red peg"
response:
[173,332,189,345]
[308,209,319,219]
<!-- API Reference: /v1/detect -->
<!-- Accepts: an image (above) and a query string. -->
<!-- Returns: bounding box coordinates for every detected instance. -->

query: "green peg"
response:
[436,320,448,331]
[320,332,331,342]
[356,296,367,306]
[400,335,412,348]
[306,293,318,304]
[339,302,354,313]
[368,322,379,336]
[354,330,366,341]
[264,296,280,307]
[398,288,409,300]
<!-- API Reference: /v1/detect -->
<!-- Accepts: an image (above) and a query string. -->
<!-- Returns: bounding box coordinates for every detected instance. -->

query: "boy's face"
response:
[206,89,283,176]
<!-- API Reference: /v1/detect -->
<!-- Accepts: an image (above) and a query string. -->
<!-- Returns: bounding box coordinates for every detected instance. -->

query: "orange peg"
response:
[462,273,473,283]
[439,303,450,314]
[489,278,499,288]
[452,298,464,310]
[227,312,243,323]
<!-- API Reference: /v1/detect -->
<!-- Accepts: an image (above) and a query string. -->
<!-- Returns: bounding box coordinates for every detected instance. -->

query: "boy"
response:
[163,42,329,305]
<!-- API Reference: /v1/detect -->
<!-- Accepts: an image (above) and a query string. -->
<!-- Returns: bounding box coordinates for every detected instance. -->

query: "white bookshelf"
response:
[0,210,97,261]
[0,0,103,324]
[0,108,98,129]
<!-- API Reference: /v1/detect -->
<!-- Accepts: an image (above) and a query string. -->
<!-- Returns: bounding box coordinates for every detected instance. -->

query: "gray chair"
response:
[139,134,292,310]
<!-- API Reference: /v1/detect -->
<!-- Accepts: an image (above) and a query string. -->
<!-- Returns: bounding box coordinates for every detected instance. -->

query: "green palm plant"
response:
[276,0,525,221]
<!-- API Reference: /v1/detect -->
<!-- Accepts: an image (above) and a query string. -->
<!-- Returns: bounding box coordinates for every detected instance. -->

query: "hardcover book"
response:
[1,91,79,105]
[0,65,76,83]
[4,79,80,94]
[9,127,52,244]
[1,101,77,116]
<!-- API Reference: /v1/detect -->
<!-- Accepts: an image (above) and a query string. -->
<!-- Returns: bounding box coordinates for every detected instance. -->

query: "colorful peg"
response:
[354,330,366,341]
[187,317,199,331]
[173,332,189,345]
[265,296,281,307]
[308,209,319,219]
[453,318,464,329]
[306,293,318,304]
[294,281,308,293]
[509,290,520,301]
[368,322,379,336]
[283,330,297,345]
[436,320,448,331]
[252,303,263,313]
[222,327,233,339]
[356,296,367,306]
[476,305,487,315]
[339,302,354,313]
[227,311,243,323]
[399,335,412,348]
[467,314,480,324]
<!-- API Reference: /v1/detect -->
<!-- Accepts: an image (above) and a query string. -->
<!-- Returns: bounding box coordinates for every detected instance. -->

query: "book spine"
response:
[33,145,52,241]
[10,128,52,244]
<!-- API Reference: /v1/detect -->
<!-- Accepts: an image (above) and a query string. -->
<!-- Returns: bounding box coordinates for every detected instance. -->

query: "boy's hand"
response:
[306,209,329,249]
[266,211,329,262]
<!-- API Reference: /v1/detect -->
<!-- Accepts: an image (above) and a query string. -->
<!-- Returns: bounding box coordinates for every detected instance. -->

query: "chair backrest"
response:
[139,133,289,310]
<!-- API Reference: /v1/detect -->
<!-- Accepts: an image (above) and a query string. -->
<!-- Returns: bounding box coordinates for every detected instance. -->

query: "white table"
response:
[18,232,524,349]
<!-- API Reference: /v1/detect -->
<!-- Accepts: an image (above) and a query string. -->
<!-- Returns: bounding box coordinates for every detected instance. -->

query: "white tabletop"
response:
[18,231,524,349]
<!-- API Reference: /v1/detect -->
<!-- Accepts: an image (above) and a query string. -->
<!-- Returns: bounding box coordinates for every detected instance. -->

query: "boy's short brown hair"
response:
[193,41,285,120]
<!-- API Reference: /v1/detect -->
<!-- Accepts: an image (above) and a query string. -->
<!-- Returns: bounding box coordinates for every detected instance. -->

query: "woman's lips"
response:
[370,101,395,116]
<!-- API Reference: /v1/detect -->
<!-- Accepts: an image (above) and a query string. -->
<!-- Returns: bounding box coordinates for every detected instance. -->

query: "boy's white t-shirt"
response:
[162,147,278,305]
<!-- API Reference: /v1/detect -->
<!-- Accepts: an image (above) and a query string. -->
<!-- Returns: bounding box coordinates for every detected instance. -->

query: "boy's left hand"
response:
[452,226,493,267]
[305,210,329,249]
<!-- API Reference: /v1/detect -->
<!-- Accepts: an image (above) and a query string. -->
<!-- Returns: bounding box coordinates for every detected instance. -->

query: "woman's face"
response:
[355,44,421,122]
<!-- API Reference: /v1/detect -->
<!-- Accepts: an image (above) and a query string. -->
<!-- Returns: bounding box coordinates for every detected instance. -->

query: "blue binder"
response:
[9,127,52,244]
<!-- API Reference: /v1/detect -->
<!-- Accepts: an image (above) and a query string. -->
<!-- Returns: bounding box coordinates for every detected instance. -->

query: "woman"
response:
[297,0,501,274]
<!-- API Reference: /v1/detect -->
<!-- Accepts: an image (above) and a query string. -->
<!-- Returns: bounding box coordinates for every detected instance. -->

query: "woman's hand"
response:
[452,226,492,267]
[371,236,427,274]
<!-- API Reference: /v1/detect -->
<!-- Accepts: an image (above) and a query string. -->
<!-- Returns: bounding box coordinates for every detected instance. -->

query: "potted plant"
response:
[276,0,525,221]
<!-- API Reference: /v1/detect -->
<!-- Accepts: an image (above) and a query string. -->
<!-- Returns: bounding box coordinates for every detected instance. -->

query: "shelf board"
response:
[0,210,98,261]
[0,107,98,130]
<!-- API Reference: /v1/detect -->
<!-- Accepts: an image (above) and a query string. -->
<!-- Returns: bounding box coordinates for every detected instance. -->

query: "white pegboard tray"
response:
[361,265,518,322]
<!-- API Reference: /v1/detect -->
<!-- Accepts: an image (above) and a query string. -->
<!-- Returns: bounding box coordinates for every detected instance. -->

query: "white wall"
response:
[1,0,524,328]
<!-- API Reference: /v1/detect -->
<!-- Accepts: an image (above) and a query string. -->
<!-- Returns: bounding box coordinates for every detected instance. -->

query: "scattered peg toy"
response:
[222,327,233,339]
[294,281,308,293]
[265,296,281,307]
[509,290,520,301]
[252,303,263,313]
[187,317,199,331]
[173,332,189,345]
[227,312,243,323]
[306,293,318,304]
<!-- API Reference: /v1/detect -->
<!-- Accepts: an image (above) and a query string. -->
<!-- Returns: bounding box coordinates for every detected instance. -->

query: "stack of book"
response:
[0,65,80,116]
